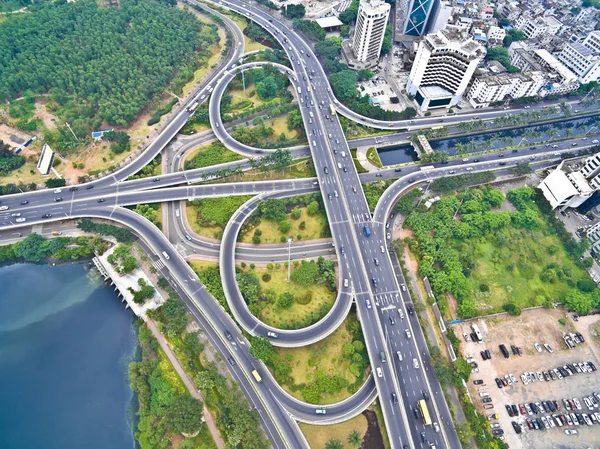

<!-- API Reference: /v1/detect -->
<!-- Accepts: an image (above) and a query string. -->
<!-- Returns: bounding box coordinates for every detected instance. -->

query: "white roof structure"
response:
[315,16,343,28]
[36,144,55,176]
[535,49,578,82]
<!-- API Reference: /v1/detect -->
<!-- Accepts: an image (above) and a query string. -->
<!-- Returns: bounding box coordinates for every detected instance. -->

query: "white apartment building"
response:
[406,30,484,111]
[533,49,580,96]
[517,16,562,39]
[558,42,600,84]
[467,72,546,108]
[583,31,600,54]
[425,0,453,34]
[352,0,390,63]
[487,26,506,45]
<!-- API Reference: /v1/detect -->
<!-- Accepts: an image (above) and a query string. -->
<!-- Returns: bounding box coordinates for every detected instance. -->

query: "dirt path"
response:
[146,319,225,449]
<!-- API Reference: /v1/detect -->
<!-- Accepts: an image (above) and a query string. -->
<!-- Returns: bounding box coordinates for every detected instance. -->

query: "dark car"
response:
[42,214,52,218]
[70,186,78,191]
[225,330,233,341]
[481,350,488,360]
[20,200,29,205]
[391,393,398,404]
[474,379,484,385]
[152,178,160,182]
[54,197,63,202]
[506,404,514,417]
[394,168,402,172]
[86,185,94,190]
[482,398,492,403]
[492,429,504,435]
[389,316,395,325]
[485,349,491,359]
[98,198,106,203]
[495,378,503,388]
[407,304,414,315]
[512,404,518,416]
[511,421,522,434]
[228,356,236,366]
[420,431,427,442]
[414,407,422,420]
[473,159,480,162]
[499,162,506,166]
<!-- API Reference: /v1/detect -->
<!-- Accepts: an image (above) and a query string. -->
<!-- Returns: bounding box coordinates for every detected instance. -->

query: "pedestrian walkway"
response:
[146,319,225,449]
[356,146,381,172]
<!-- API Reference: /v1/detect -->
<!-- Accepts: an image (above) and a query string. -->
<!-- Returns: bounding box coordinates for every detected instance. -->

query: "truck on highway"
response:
[420,165,435,171]
[252,369,262,383]
[329,104,336,115]
[297,86,302,94]
[186,101,199,113]
[363,225,371,237]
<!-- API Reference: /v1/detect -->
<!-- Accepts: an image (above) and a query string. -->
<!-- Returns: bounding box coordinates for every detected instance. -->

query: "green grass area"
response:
[239,205,328,244]
[268,114,298,141]
[468,231,582,312]
[228,86,264,112]
[251,265,336,331]
[183,141,243,170]
[186,196,253,239]
[300,412,368,448]
[350,148,368,174]
[341,116,396,139]
[366,146,383,168]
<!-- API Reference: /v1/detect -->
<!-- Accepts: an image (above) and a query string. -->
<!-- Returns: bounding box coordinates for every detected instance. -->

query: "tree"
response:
[259,198,287,221]
[347,430,362,448]
[13,233,47,262]
[248,335,274,362]
[277,292,294,309]
[330,70,358,101]
[564,290,593,315]
[453,358,472,383]
[286,109,303,130]
[284,3,305,18]
[255,76,278,100]
[45,178,66,188]
[278,220,291,233]
[577,278,596,293]
[503,28,526,46]
[380,25,392,55]
[325,439,344,449]
[167,395,204,434]
[307,201,319,215]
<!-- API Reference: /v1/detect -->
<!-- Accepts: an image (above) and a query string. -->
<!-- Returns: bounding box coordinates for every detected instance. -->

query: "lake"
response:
[0,262,136,449]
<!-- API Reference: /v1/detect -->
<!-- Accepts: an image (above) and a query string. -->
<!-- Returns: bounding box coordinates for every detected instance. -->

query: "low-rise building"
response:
[487,26,506,46]
[558,42,600,84]
[467,71,545,107]
[539,154,600,211]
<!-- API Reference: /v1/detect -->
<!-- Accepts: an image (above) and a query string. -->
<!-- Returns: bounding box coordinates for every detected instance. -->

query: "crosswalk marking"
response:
[152,259,165,271]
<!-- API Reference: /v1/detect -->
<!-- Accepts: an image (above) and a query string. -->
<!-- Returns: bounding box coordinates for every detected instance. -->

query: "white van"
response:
[343,279,349,288]
[341,151,347,158]
[161,251,170,260]
[337,162,342,169]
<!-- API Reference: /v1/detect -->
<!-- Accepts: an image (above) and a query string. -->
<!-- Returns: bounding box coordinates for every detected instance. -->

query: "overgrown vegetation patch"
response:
[404,186,598,318]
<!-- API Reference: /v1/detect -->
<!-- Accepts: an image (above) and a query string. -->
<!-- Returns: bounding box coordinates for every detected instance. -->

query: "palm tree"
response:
[565,127,574,138]
[453,142,466,155]
[325,438,344,449]
[545,127,559,141]
[347,430,362,448]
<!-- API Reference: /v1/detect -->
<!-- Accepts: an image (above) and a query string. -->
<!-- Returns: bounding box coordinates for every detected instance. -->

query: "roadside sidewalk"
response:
[356,146,380,172]
[146,319,225,449]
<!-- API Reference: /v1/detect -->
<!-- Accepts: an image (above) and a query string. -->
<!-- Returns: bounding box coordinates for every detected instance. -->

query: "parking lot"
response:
[455,309,600,448]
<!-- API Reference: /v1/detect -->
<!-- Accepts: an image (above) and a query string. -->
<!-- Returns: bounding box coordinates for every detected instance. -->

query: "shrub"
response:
[267,263,274,270]
[262,273,271,282]
[558,318,566,326]
[299,221,306,230]
[277,292,295,309]
[252,235,261,244]
[295,292,312,305]
[241,262,247,268]
[279,220,291,233]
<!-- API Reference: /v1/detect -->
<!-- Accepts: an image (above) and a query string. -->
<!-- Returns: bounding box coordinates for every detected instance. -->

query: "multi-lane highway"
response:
[2,0,600,447]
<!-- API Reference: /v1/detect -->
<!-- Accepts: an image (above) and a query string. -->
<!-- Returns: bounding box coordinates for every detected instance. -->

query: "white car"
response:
[413,358,419,369]
[0,205,8,211]
[534,343,542,353]
[16,217,26,223]
[565,429,578,435]
[376,367,383,377]
[54,189,62,193]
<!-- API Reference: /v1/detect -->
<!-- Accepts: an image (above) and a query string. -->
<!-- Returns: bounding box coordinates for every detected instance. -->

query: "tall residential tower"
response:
[352,0,391,63]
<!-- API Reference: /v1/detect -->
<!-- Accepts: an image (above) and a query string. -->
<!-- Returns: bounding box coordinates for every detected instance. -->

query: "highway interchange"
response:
[1,1,600,448]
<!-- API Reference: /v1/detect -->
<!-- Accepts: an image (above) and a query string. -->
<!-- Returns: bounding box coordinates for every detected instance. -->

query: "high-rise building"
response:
[424,0,452,34]
[396,0,435,38]
[352,0,390,63]
[406,30,484,111]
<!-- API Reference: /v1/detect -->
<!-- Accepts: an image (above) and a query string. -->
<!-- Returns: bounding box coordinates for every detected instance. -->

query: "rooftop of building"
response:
[314,16,343,28]
[420,85,454,99]
[358,0,390,12]
[426,29,484,55]
[535,48,578,81]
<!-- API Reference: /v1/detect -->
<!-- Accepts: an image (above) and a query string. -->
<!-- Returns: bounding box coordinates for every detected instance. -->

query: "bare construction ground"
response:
[453,308,600,449]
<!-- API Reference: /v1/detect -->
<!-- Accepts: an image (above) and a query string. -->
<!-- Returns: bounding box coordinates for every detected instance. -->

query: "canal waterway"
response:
[378,114,600,166]
[0,263,136,449]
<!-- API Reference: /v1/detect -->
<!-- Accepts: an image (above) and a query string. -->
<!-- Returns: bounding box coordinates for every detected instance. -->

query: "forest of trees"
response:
[0,0,219,148]
[0,140,25,176]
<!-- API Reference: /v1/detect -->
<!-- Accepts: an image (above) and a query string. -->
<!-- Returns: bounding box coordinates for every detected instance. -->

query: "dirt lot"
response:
[454,308,600,449]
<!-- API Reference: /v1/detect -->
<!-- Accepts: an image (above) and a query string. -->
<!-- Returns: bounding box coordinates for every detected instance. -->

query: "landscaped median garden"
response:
[247,313,370,405]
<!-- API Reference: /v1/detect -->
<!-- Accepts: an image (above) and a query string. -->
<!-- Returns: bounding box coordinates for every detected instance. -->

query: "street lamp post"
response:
[287,237,293,283]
